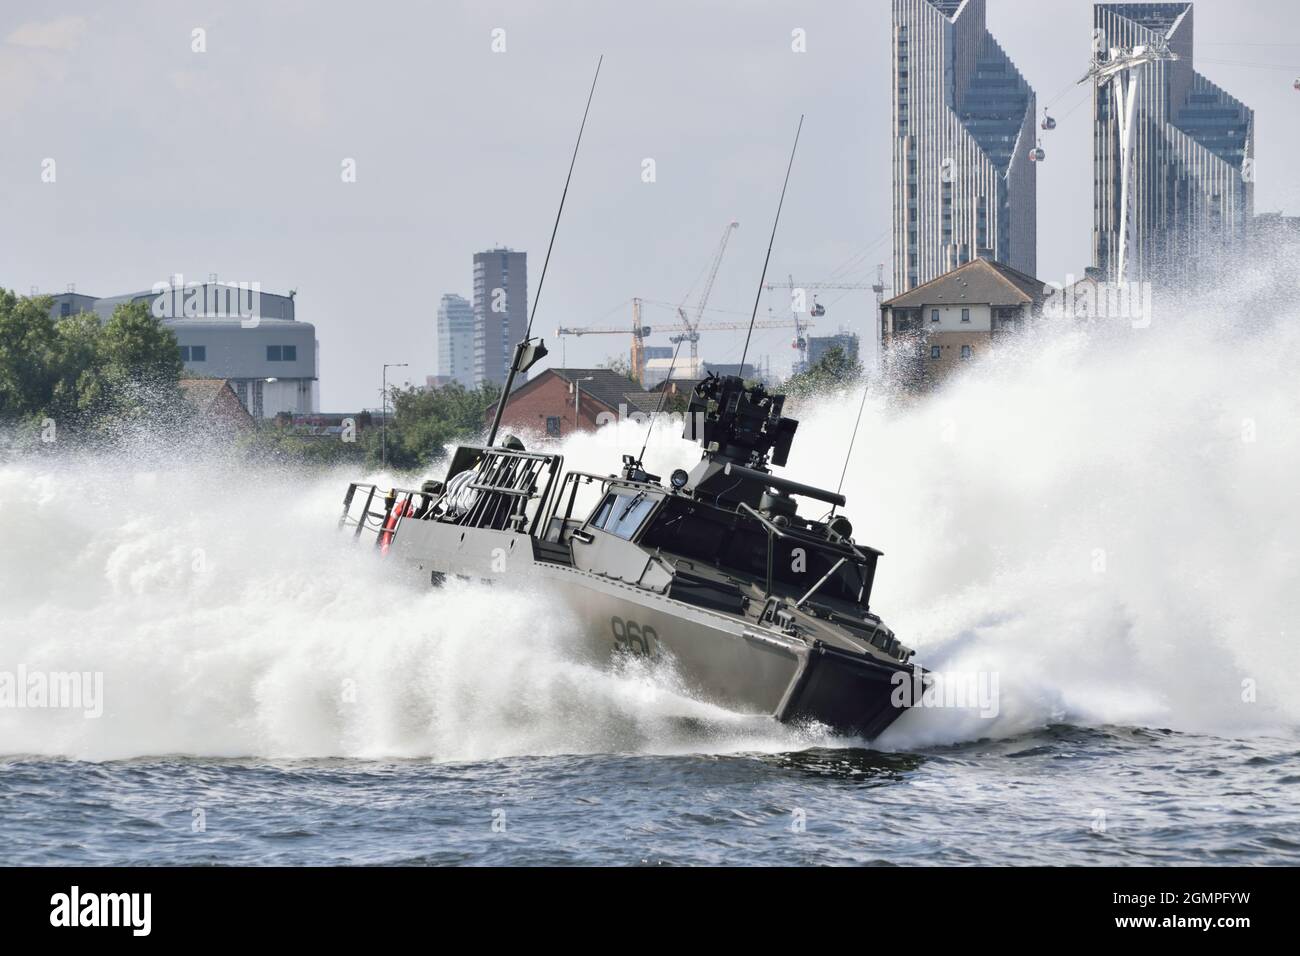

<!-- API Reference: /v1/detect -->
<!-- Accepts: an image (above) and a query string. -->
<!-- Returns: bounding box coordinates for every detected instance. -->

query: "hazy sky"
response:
[3,0,1297,409]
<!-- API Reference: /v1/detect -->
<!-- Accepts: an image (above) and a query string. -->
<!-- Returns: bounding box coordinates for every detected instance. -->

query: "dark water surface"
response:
[3,726,1297,866]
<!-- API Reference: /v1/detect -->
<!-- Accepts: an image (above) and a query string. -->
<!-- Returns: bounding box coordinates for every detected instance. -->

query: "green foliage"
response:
[782,345,863,398]
[0,292,185,441]
[377,381,502,471]
[599,354,637,382]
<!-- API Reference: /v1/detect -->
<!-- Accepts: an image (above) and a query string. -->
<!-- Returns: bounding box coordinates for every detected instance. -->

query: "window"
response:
[546,416,561,437]
[961,308,971,323]
[180,345,207,362]
[961,345,972,360]
[930,309,939,323]
[267,345,297,362]
[590,491,657,541]
[283,345,296,361]
[60,303,71,317]
[267,345,282,361]
[930,346,941,360]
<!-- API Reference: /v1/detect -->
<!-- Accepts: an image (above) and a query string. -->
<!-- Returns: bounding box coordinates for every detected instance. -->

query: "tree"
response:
[783,345,863,398]
[378,381,502,471]
[599,354,637,382]
[0,292,185,442]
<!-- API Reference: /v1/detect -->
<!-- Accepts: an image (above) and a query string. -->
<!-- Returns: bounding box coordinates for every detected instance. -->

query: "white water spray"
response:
[1,275,1296,759]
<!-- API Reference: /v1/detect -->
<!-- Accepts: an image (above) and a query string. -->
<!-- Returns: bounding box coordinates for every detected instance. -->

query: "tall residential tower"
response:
[472,248,529,388]
[891,0,1037,293]
[436,293,475,387]
[1090,3,1254,285]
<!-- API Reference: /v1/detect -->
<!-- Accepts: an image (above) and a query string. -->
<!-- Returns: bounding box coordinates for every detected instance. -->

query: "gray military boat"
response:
[339,371,921,738]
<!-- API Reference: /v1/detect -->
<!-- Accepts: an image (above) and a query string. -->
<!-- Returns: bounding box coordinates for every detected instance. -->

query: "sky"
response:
[2,0,1297,410]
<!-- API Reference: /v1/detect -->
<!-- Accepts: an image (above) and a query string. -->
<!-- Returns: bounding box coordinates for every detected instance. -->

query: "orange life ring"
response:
[378,496,411,554]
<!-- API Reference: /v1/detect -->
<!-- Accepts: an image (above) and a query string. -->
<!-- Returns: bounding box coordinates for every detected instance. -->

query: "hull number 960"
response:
[611,616,657,657]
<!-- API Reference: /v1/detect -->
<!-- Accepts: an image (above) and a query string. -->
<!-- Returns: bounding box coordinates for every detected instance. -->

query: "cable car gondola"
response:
[810,296,826,317]
[1041,110,1057,131]
[1029,138,1046,163]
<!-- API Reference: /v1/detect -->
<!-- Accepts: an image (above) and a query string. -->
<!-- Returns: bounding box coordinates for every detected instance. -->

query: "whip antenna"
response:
[739,115,803,372]
[486,55,602,446]
[636,331,687,466]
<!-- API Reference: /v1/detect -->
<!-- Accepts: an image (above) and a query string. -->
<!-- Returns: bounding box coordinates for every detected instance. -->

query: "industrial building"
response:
[1090,3,1255,285]
[46,279,317,419]
[891,0,1038,294]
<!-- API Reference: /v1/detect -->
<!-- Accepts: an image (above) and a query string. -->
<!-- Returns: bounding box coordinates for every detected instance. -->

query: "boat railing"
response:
[737,501,873,600]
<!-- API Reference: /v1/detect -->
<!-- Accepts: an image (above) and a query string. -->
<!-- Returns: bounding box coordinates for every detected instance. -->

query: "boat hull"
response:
[386,521,915,739]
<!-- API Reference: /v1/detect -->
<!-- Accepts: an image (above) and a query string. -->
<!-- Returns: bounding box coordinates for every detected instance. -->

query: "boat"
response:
[339,370,921,738]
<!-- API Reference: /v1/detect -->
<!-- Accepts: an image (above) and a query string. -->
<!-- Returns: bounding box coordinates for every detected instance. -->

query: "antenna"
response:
[739,115,803,373]
[636,330,687,466]
[486,55,603,447]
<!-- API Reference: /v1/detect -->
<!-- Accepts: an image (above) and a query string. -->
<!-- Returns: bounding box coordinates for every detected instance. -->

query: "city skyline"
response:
[3,0,1297,409]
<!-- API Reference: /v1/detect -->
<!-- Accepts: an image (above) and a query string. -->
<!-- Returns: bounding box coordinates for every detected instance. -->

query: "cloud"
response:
[5,15,89,52]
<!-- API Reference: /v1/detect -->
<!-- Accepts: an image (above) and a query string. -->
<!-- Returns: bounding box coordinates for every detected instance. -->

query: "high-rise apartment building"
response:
[436,293,475,387]
[892,0,1037,293]
[472,248,528,388]
[1090,3,1254,284]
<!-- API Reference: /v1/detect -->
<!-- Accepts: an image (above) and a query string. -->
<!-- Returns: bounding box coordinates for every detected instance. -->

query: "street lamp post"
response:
[572,375,593,432]
[382,363,408,467]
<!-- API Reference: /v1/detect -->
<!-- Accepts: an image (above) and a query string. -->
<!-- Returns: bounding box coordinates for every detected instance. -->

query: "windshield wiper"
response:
[619,491,646,521]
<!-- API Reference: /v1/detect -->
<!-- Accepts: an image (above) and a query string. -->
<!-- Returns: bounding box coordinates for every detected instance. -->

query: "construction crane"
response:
[762,276,877,318]
[556,307,813,380]
[673,220,739,361]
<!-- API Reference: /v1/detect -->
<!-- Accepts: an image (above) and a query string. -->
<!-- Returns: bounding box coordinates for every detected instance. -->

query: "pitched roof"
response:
[543,368,661,414]
[178,378,233,414]
[882,258,1048,309]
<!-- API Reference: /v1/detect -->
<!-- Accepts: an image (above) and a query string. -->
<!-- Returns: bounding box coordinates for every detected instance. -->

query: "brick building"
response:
[484,368,661,440]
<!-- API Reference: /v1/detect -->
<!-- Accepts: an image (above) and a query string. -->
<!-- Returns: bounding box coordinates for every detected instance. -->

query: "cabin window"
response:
[546,416,561,436]
[590,491,656,540]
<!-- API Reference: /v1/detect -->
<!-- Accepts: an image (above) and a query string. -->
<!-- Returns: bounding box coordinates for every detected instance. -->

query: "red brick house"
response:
[484,368,661,440]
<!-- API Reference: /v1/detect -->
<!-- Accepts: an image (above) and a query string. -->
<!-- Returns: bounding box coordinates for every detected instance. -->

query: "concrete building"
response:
[1091,3,1254,285]
[436,293,475,387]
[473,248,528,388]
[879,257,1049,389]
[807,333,860,367]
[47,279,317,419]
[484,368,660,439]
[892,0,1037,294]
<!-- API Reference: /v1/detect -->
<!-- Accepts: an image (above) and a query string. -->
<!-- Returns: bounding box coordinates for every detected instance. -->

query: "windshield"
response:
[589,491,657,540]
